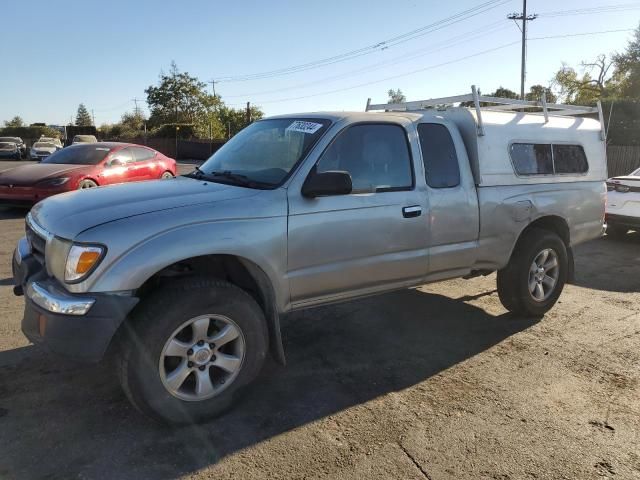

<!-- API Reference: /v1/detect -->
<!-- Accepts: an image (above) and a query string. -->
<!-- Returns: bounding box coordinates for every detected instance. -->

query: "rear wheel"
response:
[117,278,268,424]
[161,171,174,179]
[497,229,568,317]
[78,179,98,189]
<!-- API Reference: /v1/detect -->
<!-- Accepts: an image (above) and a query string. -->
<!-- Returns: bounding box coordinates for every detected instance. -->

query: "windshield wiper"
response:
[185,169,272,189]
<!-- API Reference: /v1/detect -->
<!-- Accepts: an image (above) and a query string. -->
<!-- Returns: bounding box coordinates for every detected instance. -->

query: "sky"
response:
[1,0,638,126]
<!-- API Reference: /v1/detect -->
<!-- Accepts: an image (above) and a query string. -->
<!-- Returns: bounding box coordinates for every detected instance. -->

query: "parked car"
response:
[29,141,57,161]
[72,134,97,144]
[605,166,640,237]
[12,89,607,424]
[0,142,175,206]
[38,136,63,150]
[0,137,26,158]
[0,141,21,159]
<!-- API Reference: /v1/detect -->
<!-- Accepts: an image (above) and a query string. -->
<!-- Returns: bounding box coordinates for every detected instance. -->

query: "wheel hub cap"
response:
[528,248,560,302]
[191,346,212,366]
[158,314,245,402]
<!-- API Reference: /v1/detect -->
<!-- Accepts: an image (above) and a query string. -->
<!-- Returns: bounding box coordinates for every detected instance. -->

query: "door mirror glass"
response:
[302,170,352,198]
[109,158,124,167]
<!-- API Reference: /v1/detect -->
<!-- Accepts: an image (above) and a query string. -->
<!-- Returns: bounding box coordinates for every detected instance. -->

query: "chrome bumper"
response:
[26,282,95,316]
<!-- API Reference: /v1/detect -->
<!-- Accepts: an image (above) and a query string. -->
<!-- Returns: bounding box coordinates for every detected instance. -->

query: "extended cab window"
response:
[316,124,413,193]
[510,144,553,175]
[553,144,588,174]
[417,123,460,188]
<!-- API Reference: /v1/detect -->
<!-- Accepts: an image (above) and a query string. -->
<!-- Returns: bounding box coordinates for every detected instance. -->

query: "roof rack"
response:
[365,85,606,140]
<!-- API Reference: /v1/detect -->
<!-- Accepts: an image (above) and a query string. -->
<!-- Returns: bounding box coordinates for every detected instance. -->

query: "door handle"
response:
[402,206,422,218]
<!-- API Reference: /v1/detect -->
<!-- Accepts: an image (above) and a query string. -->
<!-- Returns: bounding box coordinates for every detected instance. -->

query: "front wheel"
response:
[497,229,568,317]
[117,278,268,424]
[161,171,174,179]
[78,179,98,189]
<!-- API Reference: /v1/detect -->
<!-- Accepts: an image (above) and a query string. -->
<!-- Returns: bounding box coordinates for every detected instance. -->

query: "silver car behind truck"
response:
[12,88,607,423]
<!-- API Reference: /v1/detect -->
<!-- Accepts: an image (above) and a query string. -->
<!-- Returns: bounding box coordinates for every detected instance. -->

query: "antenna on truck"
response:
[365,86,606,141]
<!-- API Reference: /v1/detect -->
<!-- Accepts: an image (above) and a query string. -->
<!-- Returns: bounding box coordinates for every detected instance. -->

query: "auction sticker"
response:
[286,121,323,134]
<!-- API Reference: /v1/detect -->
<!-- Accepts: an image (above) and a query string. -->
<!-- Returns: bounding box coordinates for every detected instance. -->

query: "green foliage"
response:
[145,62,264,139]
[387,88,406,104]
[613,23,640,98]
[525,85,557,103]
[0,125,61,139]
[4,116,25,127]
[150,123,197,139]
[75,103,93,126]
[492,87,518,99]
[602,99,640,145]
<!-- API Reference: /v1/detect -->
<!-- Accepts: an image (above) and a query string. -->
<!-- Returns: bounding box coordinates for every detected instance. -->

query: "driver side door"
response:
[286,122,429,308]
[99,147,135,185]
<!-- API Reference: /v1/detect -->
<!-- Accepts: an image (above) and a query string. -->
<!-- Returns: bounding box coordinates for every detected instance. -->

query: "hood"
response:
[0,163,91,186]
[30,176,261,239]
[33,145,57,153]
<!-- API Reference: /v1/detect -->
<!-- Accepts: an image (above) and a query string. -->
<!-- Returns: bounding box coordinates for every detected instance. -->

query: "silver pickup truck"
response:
[12,90,607,423]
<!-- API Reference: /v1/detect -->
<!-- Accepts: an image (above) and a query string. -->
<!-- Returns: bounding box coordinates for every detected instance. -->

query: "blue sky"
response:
[1,0,638,125]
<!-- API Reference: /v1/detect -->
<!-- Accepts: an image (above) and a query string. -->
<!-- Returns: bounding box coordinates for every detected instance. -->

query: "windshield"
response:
[196,118,331,187]
[0,137,18,143]
[632,167,640,176]
[41,144,111,165]
[34,142,55,148]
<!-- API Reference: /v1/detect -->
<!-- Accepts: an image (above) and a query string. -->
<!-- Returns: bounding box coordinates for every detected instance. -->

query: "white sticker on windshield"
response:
[286,121,323,135]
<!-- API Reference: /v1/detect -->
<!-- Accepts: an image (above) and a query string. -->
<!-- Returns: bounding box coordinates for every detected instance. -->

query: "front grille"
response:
[25,215,49,265]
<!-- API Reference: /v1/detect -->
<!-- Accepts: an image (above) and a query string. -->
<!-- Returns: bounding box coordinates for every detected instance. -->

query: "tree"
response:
[387,88,406,104]
[492,87,518,99]
[75,103,93,126]
[552,55,617,104]
[146,62,211,126]
[526,85,557,104]
[4,116,24,128]
[613,22,640,98]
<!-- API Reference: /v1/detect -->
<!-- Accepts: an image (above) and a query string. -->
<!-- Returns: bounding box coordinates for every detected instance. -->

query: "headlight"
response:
[615,185,630,193]
[37,177,69,187]
[64,244,106,282]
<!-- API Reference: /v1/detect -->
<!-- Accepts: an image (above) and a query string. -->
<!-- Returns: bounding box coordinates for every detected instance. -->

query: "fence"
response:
[104,137,226,160]
[607,145,640,177]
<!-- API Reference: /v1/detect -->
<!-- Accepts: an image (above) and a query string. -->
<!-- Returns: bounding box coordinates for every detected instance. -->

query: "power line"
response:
[223,21,510,99]
[538,2,640,18]
[231,27,633,107]
[216,0,513,82]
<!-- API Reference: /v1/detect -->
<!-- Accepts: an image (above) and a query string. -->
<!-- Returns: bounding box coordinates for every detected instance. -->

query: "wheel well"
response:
[520,215,570,246]
[512,215,574,282]
[133,255,285,365]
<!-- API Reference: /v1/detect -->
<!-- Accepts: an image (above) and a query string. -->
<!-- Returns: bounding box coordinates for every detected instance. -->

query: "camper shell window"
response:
[510,143,588,176]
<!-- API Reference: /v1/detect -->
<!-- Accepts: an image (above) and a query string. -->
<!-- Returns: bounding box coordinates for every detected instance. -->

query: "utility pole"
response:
[207,79,217,98]
[508,0,537,100]
[131,98,141,115]
[246,102,251,125]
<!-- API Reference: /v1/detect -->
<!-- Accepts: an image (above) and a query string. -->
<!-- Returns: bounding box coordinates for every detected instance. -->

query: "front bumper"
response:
[0,185,66,205]
[13,236,139,362]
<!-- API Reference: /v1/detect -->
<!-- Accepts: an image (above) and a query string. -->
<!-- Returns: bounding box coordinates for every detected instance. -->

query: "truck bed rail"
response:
[365,85,606,140]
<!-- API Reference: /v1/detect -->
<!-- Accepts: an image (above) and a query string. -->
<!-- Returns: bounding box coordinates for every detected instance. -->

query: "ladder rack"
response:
[365,85,606,140]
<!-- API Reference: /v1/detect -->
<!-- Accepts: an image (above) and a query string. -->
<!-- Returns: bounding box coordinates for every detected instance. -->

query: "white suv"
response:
[606,167,640,237]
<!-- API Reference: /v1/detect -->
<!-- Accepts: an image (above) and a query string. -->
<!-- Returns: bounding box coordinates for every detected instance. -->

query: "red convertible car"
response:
[0,142,176,206]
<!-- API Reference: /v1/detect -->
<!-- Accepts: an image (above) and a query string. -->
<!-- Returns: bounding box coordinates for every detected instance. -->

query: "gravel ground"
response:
[0,161,638,479]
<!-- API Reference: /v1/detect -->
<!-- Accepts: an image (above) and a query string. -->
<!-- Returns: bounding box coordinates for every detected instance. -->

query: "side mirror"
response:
[109,158,124,167]
[302,170,352,198]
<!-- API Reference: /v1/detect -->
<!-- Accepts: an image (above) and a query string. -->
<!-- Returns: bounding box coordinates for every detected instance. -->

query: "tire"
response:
[497,228,568,317]
[78,179,98,189]
[161,171,174,179]
[606,224,628,239]
[117,278,268,424]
